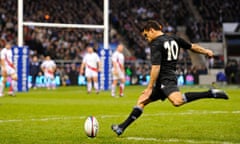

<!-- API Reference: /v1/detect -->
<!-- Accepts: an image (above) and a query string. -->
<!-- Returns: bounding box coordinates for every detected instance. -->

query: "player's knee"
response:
[168,92,185,107]
[171,99,184,107]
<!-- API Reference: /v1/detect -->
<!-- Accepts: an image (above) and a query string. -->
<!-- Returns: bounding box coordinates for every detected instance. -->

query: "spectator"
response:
[224,59,238,84]
[30,55,40,89]
[68,63,79,86]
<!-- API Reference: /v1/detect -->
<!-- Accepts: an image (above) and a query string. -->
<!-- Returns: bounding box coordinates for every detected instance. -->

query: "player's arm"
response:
[176,36,213,57]
[143,40,161,92]
[141,64,160,98]
[121,63,125,73]
[112,60,118,74]
[40,63,45,72]
[190,44,213,57]
[0,51,6,68]
[111,53,118,74]
[0,58,7,75]
[52,64,57,72]
[121,57,125,73]
[97,61,101,72]
[96,55,101,72]
[147,65,160,89]
[1,58,5,68]
[80,62,85,75]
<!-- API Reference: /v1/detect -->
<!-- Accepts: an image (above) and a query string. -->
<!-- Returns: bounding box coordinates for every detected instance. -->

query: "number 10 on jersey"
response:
[164,40,179,61]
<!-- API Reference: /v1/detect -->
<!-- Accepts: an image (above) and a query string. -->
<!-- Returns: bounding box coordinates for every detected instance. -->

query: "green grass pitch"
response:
[0,85,239,144]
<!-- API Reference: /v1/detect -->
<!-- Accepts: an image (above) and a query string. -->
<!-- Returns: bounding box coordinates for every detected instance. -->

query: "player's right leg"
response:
[117,71,125,97]
[0,69,7,97]
[0,77,6,97]
[8,73,18,96]
[181,89,228,104]
[85,69,93,94]
[168,88,228,107]
[167,91,185,106]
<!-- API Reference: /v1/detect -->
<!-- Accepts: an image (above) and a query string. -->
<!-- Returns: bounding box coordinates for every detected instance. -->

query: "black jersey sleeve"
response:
[176,36,192,49]
[150,39,162,65]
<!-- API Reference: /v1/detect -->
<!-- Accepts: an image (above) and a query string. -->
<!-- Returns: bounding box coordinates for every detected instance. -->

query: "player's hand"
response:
[121,67,125,72]
[141,88,153,96]
[137,88,153,107]
[121,69,125,74]
[1,67,7,76]
[206,49,214,57]
[1,67,6,71]
[80,70,84,75]
[113,69,118,75]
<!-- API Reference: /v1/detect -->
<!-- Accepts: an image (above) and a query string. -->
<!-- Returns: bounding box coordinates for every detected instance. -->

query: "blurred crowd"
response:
[23,0,103,24]
[193,0,239,22]
[1,0,240,86]
[187,0,239,42]
[108,0,190,60]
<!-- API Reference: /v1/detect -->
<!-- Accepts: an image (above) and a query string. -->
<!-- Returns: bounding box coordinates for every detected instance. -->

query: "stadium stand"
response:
[187,0,240,42]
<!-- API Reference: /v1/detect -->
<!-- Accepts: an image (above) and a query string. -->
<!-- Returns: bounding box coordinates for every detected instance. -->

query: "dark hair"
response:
[142,20,163,32]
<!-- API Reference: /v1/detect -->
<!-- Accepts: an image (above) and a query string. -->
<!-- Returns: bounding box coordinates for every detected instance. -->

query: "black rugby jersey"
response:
[150,34,191,83]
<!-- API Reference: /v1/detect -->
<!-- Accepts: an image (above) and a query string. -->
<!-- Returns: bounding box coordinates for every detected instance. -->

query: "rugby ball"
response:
[84,116,99,138]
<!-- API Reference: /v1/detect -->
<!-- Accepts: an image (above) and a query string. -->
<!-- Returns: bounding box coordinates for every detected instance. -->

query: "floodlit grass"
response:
[0,85,239,144]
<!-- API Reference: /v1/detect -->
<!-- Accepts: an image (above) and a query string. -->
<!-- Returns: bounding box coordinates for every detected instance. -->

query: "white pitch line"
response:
[126,137,237,144]
[0,110,239,123]
[0,116,86,123]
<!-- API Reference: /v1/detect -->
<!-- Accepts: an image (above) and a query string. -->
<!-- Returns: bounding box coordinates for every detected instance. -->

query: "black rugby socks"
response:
[119,106,143,130]
[183,91,212,103]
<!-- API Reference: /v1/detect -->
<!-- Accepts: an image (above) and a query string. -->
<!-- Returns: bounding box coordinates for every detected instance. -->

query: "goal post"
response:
[18,0,109,49]
[17,0,112,90]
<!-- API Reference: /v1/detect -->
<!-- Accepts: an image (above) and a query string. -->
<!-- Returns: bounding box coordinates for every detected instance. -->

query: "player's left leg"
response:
[112,88,157,136]
[93,76,99,94]
[119,77,125,97]
[86,77,92,93]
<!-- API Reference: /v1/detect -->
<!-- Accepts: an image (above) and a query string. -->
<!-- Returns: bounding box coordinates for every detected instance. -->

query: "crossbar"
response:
[23,22,105,29]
